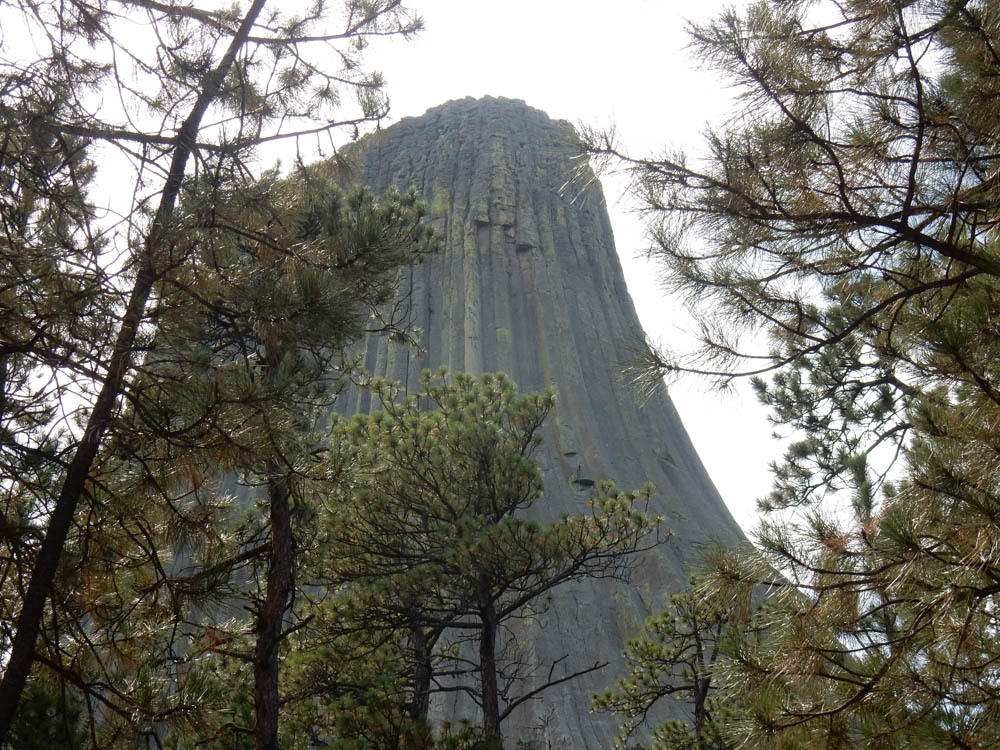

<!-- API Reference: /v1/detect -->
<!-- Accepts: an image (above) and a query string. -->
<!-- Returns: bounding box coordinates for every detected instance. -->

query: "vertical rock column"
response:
[341,96,744,748]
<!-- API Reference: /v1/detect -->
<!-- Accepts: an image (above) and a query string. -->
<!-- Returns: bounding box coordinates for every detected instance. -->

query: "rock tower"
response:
[340,96,743,747]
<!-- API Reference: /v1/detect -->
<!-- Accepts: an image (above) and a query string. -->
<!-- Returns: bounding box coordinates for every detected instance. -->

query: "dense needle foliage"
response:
[591,0,1000,747]
[290,371,661,747]
[0,1,428,746]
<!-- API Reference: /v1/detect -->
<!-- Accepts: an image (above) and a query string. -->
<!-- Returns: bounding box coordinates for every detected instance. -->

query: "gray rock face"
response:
[340,96,743,748]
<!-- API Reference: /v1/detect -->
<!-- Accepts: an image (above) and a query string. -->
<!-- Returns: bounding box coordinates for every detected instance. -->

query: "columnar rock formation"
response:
[341,96,744,747]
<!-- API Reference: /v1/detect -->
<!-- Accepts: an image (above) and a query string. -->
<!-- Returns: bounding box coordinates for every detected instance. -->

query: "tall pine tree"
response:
[299,371,662,747]
[589,1,1000,745]
[0,1,425,744]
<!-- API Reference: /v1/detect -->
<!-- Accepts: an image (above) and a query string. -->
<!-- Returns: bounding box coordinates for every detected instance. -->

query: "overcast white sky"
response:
[361,0,775,533]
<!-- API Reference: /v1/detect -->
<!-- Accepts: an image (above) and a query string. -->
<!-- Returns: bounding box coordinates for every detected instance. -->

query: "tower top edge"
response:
[383,95,576,137]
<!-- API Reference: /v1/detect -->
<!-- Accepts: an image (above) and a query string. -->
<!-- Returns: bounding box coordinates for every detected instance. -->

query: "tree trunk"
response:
[694,679,710,733]
[477,578,502,745]
[409,624,432,720]
[253,477,295,750]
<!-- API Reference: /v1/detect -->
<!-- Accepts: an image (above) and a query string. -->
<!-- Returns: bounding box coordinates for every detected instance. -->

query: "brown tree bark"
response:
[253,477,295,750]
[409,624,432,720]
[477,577,502,745]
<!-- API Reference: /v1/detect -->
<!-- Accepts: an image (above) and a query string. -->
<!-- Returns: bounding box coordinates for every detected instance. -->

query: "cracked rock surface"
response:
[339,96,745,747]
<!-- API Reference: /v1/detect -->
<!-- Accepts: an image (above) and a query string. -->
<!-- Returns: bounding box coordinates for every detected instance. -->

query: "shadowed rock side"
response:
[338,97,744,748]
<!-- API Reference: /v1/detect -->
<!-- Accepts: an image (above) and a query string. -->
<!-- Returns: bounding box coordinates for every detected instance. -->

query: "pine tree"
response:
[593,576,741,750]
[118,174,433,748]
[588,0,1000,745]
[297,370,663,747]
[0,0,424,744]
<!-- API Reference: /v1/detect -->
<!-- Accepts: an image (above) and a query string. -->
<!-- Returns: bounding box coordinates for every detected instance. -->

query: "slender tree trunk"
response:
[694,679,710,734]
[477,578,502,746]
[409,624,432,720]
[253,477,295,750]
[0,2,269,740]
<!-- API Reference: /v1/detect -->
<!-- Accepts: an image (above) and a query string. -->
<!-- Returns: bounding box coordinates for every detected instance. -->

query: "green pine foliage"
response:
[53,174,434,747]
[589,0,1000,747]
[5,678,86,750]
[593,577,741,750]
[289,370,662,746]
[0,1,427,744]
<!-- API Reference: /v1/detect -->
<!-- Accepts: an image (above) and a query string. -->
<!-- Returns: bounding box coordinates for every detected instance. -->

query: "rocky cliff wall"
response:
[339,96,744,748]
